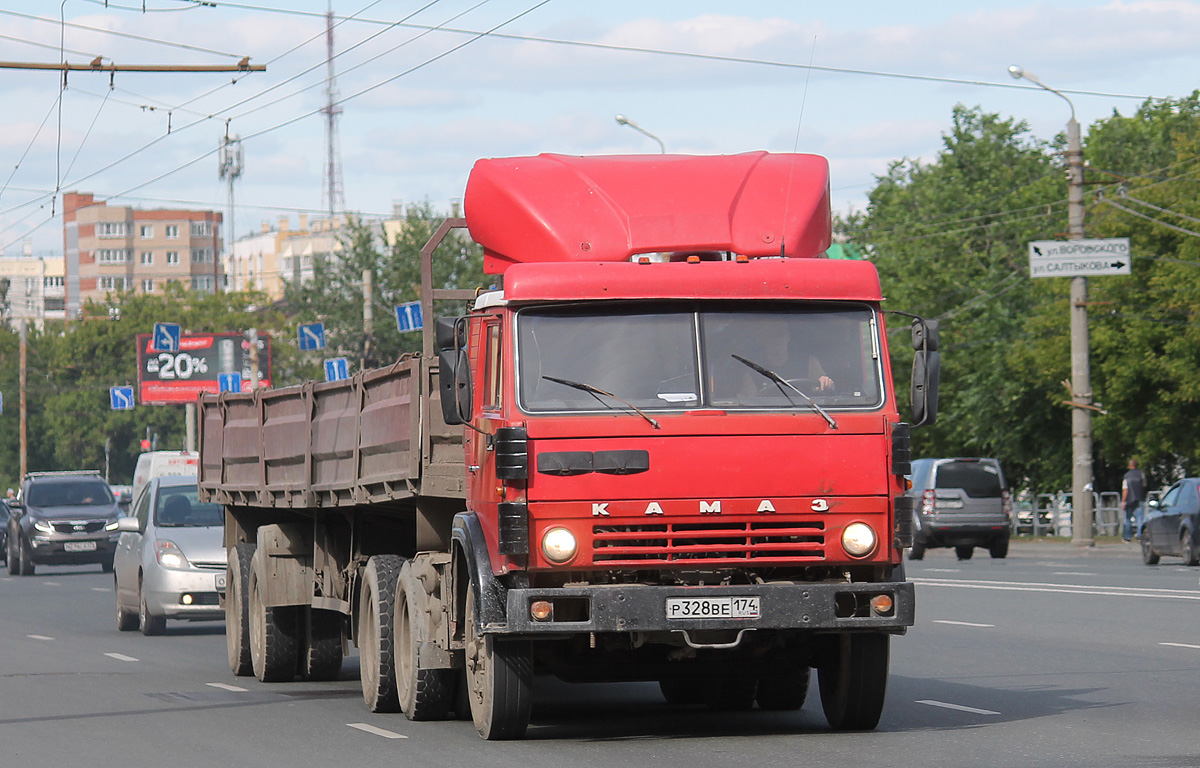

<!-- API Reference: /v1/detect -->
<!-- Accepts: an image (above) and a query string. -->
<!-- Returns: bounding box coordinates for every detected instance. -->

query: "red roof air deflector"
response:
[465,152,832,274]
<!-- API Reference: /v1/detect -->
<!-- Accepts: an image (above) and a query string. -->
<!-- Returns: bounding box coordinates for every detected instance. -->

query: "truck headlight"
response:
[541,527,577,564]
[842,522,877,557]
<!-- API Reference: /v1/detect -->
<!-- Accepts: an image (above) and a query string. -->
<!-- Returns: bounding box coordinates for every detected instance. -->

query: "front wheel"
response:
[17,536,34,576]
[1183,529,1200,567]
[115,576,137,632]
[464,587,532,740]
[818,633,889,731]
[139,581,166,636]
[908,538,926,561]
[756,665,810,711]
[6,532,18,575]
[1141,530,1160,565]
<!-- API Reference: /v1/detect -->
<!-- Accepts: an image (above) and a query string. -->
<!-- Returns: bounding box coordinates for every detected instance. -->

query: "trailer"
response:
[199,151,939,739]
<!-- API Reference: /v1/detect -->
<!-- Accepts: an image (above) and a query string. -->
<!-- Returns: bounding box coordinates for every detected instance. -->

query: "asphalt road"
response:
[2,540,1197,768]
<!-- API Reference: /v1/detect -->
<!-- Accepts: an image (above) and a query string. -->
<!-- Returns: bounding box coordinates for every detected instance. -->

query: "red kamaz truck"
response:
[198,152,939,740]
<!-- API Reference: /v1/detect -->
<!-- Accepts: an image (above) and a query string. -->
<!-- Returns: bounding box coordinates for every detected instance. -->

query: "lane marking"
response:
[347,723,408,740]
[916,699,1001,716]
[1051,572,1096,576]
[1160,642,1200,650]
[206,682,248,692]
[912,577,1200,601]
[922,568,961,573]
[105,653,138,662]
[26,634,54,641]
[933,620,994,628]
[91,587,109,593]
[43,582,61,587]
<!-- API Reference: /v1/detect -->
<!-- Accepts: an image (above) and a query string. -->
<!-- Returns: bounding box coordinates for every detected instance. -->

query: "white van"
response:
[131,451,199,507]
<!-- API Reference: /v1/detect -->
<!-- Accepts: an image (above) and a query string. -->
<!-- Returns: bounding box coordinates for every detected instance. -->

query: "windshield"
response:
[517,303,883,412]
[154,486,224,527]
[27,480,114,507]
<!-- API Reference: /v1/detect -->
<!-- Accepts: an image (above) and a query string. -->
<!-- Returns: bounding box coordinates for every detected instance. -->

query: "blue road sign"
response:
[152,322,181,352]
[110,386,136,410]
[298,322,326,351]
[218,372,243,393]
[395,301,423,333]
[325,357,349,382]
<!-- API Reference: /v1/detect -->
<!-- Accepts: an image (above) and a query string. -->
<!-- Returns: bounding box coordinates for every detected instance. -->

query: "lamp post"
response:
[1009,65,1093,546]
[615,114,666,153]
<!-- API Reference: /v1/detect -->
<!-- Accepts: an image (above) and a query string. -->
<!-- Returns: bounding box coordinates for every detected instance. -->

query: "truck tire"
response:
[226,542,255,676]
[464,586,531,740]
[249,549,298,682]
[757,665,811,711]
[115,576,137,631]
[299,608,344,682]
[396,566,454,720]
[359,554,404,713]
[818,633,889,731]
[706,678,758,711]
[658,678,706,706]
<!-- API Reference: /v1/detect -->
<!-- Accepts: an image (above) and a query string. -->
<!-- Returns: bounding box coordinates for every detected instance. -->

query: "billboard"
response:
[137,332,271,404]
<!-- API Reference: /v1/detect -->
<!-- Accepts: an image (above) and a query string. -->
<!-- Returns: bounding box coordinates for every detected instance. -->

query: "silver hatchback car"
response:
[113,475,226,635]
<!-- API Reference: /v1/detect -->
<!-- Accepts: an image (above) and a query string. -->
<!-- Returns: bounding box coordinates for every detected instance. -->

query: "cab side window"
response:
[483,322,502,410]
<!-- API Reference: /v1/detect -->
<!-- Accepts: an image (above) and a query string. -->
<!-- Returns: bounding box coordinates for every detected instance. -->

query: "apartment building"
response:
[0,248,66,328]
[229,213,346,301]
[62,192,223,317]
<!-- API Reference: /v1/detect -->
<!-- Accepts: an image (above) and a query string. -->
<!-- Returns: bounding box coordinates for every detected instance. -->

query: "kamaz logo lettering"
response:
[587,499,794,516]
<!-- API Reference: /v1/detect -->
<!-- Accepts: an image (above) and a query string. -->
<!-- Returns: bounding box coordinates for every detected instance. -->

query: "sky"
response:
[0,0,1197,257]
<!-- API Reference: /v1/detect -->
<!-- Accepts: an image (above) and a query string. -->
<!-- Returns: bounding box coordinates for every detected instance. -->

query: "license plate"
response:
[215,573,226,590]
[64,541,97,552]
[665,596,760,620]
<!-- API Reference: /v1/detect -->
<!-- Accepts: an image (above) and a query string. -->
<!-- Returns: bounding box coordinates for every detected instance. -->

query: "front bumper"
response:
[145,567,227,620]
[494,580,914,635]
[28,534,117,564]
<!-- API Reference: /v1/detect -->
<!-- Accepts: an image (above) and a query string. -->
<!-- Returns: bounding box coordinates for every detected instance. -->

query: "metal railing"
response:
[1012,490,1163,537]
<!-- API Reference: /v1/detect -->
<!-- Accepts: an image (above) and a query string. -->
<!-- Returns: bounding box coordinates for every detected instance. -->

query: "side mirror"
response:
[116,516,140,533]
[911,318,940,427]
[1148,499,1159,509]
[436,316,473,426]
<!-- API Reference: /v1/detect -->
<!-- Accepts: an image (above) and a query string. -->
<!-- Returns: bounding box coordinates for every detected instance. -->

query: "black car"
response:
[6,471,122,576]
[1140,477,1200,566]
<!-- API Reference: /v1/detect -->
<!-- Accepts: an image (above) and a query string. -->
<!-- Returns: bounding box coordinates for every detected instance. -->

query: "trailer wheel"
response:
[358,554,404,713]
[757,665,811,711]
[396,566,454,720]
[249,549,298,682]
[226,542,255,676]
[818,633,889,731]
[464,586,531,740]
[299,607,344,682]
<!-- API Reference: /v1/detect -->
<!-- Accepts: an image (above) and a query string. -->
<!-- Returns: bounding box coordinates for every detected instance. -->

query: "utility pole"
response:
[322,2,345,227]
[1010,66,1093,546]
[219,134,243,292]
[19,320,27,480]
[247,328,260,389]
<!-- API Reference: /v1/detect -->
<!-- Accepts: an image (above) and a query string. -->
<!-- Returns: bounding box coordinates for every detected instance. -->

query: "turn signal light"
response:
[530,600,553,621]
[870,595,894,615]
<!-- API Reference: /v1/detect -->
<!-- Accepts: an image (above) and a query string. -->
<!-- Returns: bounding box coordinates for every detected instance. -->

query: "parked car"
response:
[113,474,226,635]
[1139,477,1200,566]
[907,457,1012,560]
[6,471,122,575]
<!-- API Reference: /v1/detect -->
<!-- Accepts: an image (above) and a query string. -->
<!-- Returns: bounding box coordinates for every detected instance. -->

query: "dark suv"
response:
[6,471,122,575]
[907,457,1012,560]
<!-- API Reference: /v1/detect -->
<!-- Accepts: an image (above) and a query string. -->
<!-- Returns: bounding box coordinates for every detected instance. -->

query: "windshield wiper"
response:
[542,375,661,429]
[731,354,838,429]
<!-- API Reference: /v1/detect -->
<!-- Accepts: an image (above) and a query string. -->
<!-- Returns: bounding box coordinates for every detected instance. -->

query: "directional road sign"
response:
[325,357,349,382]
[395,301,423,333]
[110,386,136,410]
[218,372,243,393]
[298,322,326,351]
[152,322,181,352]
[1028,238,1132,278]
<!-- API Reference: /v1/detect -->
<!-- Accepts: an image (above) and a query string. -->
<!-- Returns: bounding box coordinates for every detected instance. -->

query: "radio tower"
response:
[322,1,345,232]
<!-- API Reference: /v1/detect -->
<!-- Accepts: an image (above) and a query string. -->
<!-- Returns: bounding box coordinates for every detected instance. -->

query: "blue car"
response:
[1140,477,1200,566]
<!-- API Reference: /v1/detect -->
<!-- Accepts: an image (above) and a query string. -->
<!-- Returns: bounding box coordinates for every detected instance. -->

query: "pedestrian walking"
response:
[1122,459,1147,542]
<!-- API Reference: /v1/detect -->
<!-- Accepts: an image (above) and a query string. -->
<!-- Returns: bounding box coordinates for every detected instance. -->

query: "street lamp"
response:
[1010,64,1093,546]
[615,114,666,153]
